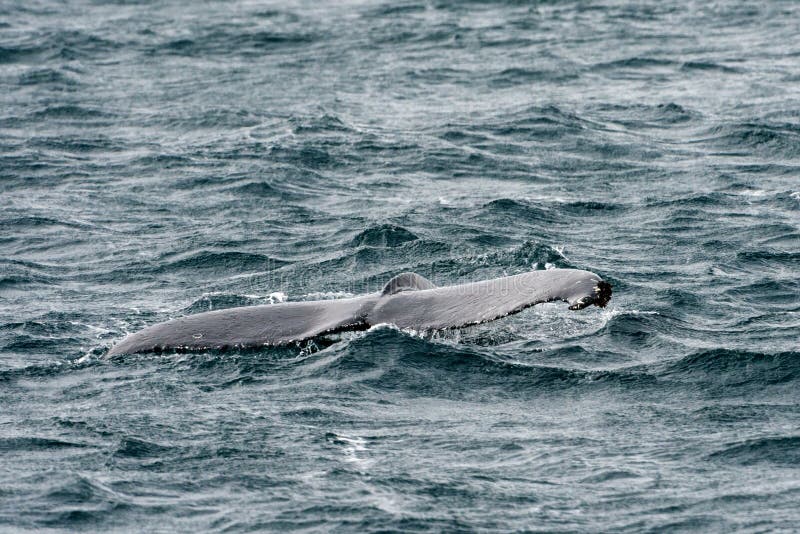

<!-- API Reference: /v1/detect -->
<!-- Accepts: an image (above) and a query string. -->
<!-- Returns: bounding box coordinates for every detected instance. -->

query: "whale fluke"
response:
[107,268,611,356]
[368,269,611,330]
[107,296,377,356]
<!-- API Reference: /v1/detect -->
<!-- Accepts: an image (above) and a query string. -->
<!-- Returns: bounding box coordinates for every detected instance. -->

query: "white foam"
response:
[367,322,400,333]
[267,291,287,304]
[303,291,355,300]
[74,351,93,364]
[738,189,768,197]
[328,433,373,470]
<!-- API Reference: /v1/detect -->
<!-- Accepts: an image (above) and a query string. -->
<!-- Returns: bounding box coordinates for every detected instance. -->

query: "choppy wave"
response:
[3,0,800,530]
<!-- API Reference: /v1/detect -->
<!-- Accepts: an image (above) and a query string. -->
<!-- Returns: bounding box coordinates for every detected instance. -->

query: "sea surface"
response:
[2,0,800,531]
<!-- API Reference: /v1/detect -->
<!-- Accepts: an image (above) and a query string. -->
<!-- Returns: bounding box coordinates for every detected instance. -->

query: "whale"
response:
[107,268,612,356]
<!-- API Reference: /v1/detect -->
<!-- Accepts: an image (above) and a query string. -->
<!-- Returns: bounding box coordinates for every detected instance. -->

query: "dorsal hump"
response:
[381,272,436,296]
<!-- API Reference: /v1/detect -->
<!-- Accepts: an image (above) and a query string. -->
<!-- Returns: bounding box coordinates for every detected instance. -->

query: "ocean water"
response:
[2,0,800,531]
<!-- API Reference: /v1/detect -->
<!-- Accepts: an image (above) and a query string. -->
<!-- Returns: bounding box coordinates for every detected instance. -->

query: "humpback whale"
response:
[107,269,612,356]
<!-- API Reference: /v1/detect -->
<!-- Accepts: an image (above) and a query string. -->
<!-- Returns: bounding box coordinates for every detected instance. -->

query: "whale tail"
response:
[108,268,612,355]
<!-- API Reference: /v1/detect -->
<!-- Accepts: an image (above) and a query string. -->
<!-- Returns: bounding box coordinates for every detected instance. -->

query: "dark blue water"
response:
[2,0,800,531]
